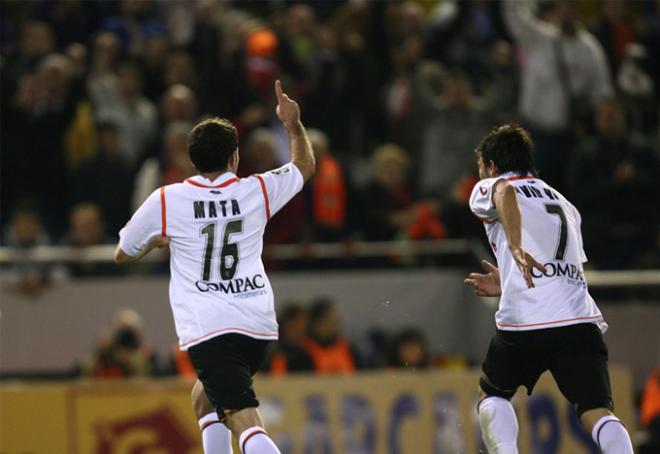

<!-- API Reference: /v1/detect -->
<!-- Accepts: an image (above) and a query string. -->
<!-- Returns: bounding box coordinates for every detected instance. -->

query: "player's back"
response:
[470,173,606,332]
[120,163,304,350]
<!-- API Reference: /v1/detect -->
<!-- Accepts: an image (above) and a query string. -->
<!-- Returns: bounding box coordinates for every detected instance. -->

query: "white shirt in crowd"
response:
[119,163,304,349]
[503,0,612,132]
[470,172,606,332]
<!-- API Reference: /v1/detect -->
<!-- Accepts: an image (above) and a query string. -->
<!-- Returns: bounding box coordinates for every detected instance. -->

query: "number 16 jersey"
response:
[469,172,606,333]
[119,163,304,350]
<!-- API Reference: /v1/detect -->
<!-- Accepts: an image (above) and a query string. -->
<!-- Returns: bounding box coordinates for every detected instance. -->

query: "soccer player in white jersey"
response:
[463,125,634,454]
[114,81,314,454]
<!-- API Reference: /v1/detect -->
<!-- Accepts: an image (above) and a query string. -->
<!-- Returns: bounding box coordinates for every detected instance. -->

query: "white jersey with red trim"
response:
[469,172,606,332]
[119,163,304,349]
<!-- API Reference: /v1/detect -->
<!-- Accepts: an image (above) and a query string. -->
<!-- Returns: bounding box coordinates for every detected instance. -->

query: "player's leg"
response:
[188,334,280,454]
[477,330,545,454]
[192,379,233,454]
[225,407,281,454]
[549,323,633,454]
[582,408,633,454]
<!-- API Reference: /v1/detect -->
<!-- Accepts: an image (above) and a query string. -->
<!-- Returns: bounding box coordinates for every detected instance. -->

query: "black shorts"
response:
[481,323,613,417]
[188,333,271,420]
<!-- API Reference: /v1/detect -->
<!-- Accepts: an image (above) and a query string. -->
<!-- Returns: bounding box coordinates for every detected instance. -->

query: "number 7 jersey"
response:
[119,163,304,350]
[469,172,606,333]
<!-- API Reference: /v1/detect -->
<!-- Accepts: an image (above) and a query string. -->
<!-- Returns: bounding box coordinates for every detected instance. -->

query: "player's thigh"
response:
[549,323,613,418]
[188,334,267,420]
[481,330,547,397]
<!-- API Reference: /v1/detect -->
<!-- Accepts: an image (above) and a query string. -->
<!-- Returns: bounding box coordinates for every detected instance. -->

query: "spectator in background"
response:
[73,122,133,235]
[94,62,158,168]
[80,309,157,379]
[364,144,446,242]
[162,121,196,185]
[160,84,198,124]
[302,299,359,374]
[640,366,660,454]
[419,71,491,197]
[266,303,314,376]
[306,129,352,243]
[61,203,118,277]
[388,328,431,370]
[567,99,660,269]
[242,128,305,246]
[87,32,121,111]
[502,0,612,190]
[0,202,63,296]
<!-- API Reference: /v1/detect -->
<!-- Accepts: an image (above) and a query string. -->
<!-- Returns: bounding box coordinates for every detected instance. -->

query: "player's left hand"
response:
[464,260,502,297]
[275,80,301,129]
[511,247,546,289]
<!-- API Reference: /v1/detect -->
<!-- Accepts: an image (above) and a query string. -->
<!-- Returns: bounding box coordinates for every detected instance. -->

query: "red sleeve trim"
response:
[254,175,271,221]
[160,187,167,236]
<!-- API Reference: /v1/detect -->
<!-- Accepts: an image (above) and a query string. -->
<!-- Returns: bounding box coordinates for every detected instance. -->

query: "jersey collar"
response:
[185,172,239,188]
[500,171,535,181]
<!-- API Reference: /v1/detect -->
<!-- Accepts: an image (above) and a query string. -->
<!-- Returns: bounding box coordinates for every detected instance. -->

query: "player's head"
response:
[188,117,239,174]
[475,124,538,179]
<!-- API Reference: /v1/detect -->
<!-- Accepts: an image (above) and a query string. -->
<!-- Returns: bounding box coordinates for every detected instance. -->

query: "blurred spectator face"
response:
[397,339,427,368]
[247,129,279,172]
[11,212,41,247]
[164,51,195,88]
[20,21,54,57]
[282,311,309,344]
[311,305,341,342]
[117,66,142,98]
[144,35,168,67]
[70,204,104,246]
[372,144,410,191]
[121,0,149,17]
[161,84,198,123]
[287,4,316,37]
[443,75,472,110]
[491,40,513,68]
[596,100,626,141]
[308,129,330,159]
[395,2,425,39]
[92,32,120,71]
[165,123,195,176]
[39,54,73,102]
[98,124,121,158]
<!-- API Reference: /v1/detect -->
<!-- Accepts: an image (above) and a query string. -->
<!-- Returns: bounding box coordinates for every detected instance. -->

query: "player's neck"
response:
[199,169,230,181]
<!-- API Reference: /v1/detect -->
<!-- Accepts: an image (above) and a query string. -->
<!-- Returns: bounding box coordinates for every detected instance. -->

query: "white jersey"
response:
[469,172,606,332]
[119,163,304,349]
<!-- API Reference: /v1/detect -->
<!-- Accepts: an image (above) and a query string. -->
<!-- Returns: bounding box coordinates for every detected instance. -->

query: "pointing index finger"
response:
[275,80,283,101]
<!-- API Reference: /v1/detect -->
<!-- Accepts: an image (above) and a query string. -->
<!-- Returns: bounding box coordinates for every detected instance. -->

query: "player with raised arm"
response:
[114,80,314,454]
[464,125,633,454]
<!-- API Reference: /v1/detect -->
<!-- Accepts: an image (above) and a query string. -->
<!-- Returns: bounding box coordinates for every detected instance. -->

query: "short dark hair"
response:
[476,124,538,177]
[308,298,334,324]
[188,117,238,172]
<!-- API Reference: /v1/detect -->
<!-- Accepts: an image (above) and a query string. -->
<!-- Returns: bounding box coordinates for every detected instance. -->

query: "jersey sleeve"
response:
[256,162,304,218]
[118,188,163,256]
[469,177,503,223]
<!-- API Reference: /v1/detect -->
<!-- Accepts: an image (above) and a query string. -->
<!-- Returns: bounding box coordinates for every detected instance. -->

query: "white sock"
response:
[478,396,519,454]
[199,412,232,454]
[591,415,633,454]
[239,426,280,454]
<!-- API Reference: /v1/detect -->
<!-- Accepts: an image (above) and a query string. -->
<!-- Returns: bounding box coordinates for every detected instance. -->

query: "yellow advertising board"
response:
[0,367,634,454]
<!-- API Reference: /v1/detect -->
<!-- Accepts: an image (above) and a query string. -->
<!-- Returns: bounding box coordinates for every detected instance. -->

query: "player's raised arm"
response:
[493,180,546,288]
[275,80,315,181]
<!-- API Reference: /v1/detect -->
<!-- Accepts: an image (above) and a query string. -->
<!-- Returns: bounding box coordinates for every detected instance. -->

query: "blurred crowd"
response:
[79,302,455,380]
[2,0,659,279]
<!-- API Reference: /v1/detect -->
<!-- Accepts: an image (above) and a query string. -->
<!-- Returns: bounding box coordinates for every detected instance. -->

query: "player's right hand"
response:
[511,247,546,289]
[275,80,301,129]
[464,260,502,297]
